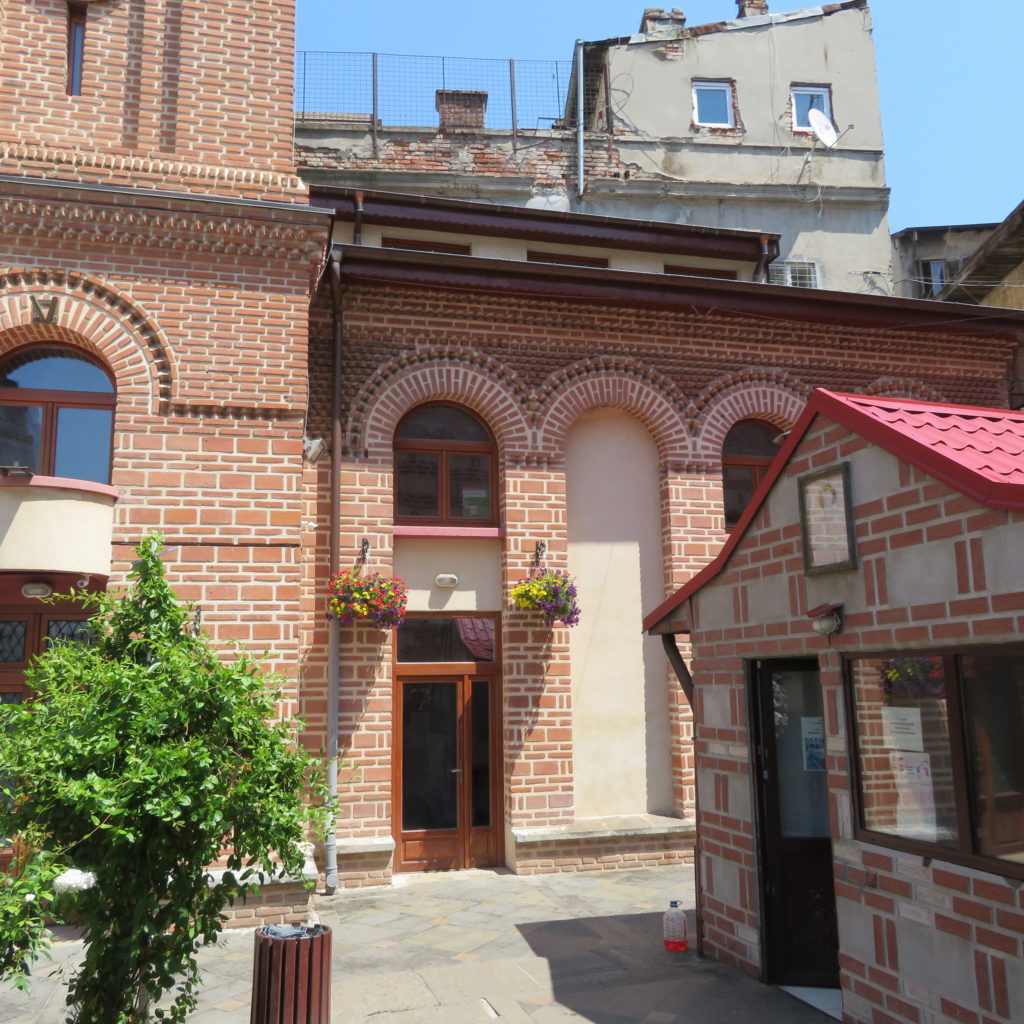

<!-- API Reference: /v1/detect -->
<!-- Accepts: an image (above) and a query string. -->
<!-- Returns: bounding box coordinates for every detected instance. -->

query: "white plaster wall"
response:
[0,487,114,576]
[566,408,673,816]
[393,538,502,611]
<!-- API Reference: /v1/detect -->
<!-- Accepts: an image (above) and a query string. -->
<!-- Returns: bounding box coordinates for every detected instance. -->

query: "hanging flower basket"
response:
[510,570,581,627]
[327,569,408,630]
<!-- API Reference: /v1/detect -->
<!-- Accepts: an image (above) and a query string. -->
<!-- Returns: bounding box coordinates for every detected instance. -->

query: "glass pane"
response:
[46,620,95,646]
[401,682,458,831]
[723,465,755,528]
[396,405,489,442]
[794,92,825,128]
[850,656,959,847]
[771,669,829,838]
[961,652,1024,863]
[0,405,42,471]
[723,421,782,457]
[696,86,730,125]
[471,680,491,828]
[55,408,113,483]
[397,618,495,663]
[0,348,112,393]
[449,454,491,519]
[395,451,439,518]
[0,622,27,663]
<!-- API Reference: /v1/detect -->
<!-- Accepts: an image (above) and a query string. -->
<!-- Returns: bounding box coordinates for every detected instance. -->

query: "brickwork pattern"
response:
[514,834,695,875]
[1,0,305,201]
[688,418,1024,1023]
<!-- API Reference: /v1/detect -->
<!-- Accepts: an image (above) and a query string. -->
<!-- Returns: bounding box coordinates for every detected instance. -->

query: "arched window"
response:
[722,419,784,529]
[394,404,496,525]
[0,346,115,484]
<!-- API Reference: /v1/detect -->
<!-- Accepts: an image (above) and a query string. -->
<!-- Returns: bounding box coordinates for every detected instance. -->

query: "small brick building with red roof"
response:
[645,389,1024,1024]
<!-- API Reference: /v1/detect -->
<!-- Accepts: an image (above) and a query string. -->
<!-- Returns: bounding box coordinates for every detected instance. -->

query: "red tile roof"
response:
[643,389,1024,633]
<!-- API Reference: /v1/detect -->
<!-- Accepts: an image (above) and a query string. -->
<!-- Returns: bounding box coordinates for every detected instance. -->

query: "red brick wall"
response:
[303,274,1018,884]
[688,417,1024,1023]
[1,0,304,200]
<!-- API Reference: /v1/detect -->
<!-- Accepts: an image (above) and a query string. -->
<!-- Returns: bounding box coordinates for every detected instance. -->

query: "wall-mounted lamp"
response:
[0,465,34,478]
[302,436,326,464]
[21,581,53,599]
[434,573,458,589]
[808,602,843,637]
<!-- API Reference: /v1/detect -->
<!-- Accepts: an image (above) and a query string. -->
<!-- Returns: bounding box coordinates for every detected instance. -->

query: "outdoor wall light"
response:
[21,581,53,599]
[434,573,458,589]
[808,602,843,637]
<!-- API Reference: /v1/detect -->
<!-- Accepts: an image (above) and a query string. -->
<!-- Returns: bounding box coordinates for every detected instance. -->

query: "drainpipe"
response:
[352,190,364,245]
[575,40,586,201]
[324,249,344,894]
[660,629,705,959]
[755,237,773,283]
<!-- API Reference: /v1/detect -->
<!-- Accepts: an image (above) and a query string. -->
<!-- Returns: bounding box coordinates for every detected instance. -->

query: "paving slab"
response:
[1,865,834,1023]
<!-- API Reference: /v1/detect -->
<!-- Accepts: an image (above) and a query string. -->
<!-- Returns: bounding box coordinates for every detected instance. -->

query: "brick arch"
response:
[0,269,173,413]
[863,377,948,403]
[535,363,691,463]
[352,349,532,461]
[693,369,809,460]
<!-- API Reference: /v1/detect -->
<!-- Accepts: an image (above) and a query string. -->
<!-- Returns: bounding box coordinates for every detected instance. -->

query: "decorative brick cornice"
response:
[862,378,948,403]
[1,141,305,198]
[690,367,811,437]
[0,193,326,264]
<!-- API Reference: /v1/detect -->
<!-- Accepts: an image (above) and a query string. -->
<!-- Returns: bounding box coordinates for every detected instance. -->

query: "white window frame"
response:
[767,260,819,289]
[692,80,736,128]
[790,85,832,131]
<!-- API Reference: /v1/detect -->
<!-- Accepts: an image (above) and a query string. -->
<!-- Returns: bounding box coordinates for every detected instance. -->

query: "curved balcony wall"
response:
[0,476,118,578]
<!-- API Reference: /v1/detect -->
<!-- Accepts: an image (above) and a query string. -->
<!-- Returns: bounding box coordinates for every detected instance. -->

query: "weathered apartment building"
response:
[3,6,1024,985]
[297,0,893,294]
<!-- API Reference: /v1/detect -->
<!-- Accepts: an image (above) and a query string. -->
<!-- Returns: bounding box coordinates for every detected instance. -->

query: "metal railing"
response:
[295,51,574,133]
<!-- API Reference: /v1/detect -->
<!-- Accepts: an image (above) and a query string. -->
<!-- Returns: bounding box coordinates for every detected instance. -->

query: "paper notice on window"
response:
[801,716,825,772]
[881,706,924,752]
[890,751,937,841]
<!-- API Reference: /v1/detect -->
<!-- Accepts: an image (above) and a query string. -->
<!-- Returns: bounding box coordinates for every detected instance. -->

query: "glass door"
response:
[753,659,840,986]
[393,615,501,871]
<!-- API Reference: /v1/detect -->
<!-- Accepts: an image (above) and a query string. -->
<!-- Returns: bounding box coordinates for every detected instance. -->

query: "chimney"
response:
[435,90,488,131]
[640,8,686,39]
[736,1,769,16]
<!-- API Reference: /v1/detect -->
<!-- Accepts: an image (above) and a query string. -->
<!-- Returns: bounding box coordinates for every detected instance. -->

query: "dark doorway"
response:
[751,658,839,986]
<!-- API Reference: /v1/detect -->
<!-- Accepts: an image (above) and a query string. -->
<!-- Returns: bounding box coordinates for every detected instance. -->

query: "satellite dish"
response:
[808,108,838,149]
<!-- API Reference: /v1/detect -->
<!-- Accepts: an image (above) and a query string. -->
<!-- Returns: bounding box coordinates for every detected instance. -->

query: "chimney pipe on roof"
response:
[736,1,769,16]
[640,8,686,38]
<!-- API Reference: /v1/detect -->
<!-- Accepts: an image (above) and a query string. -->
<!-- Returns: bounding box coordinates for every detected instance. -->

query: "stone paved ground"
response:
[1,865,831,1023]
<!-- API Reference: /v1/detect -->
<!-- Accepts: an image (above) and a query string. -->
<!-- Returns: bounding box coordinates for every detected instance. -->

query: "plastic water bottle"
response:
[663,899,688,951]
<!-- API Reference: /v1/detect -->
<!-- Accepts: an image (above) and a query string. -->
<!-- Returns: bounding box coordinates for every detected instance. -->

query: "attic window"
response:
[791,85,832,131]
[381,237,472,256]
[692,80,735,128]
[526,251,609,269]
[768,261,819,288]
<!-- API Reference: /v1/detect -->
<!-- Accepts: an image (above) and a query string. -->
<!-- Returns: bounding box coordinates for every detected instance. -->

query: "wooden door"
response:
[393,672,502,871]
[752,659,840,987]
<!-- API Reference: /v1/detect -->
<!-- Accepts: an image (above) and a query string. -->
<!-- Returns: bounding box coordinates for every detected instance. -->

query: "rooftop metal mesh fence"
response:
[295,51,575,131]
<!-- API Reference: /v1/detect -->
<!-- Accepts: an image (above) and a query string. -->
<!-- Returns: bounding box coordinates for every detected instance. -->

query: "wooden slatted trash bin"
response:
[251,924,331,1024]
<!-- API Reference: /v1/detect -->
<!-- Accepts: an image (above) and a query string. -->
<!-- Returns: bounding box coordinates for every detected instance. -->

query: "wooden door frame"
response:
[391,614,503,872]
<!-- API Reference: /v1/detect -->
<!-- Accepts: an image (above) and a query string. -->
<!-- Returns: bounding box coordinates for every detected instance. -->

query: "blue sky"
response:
[295,1,1020,232]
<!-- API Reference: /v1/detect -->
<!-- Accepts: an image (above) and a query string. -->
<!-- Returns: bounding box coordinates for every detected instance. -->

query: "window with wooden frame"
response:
[0,345,116,484]
[721,419,784,528]
[846,647,1024,879]
[67,3,88,96]
[394,404,497,525]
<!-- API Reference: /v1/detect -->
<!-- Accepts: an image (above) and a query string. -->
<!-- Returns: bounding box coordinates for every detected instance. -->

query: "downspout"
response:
[352,190,364,245]
[575,40,586,201]
[324,249,344,894]
[755,237,773,284]
[660,628,704,959]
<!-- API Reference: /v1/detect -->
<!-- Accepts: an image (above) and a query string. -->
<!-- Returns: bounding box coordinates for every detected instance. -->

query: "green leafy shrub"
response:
[0,535,327,1023]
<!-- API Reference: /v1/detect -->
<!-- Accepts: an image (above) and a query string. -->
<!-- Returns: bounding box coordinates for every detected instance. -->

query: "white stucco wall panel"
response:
[984,520,1024,595]
[394,537,503,611]
[567,409,672,817]
[0,487,114,576]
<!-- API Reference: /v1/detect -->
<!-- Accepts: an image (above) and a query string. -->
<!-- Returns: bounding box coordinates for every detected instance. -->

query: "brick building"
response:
[305,186,1024,887]
[0,0,328,919]
[645,390,1024,1023]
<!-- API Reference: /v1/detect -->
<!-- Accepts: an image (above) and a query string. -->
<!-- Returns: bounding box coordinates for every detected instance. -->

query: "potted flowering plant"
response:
[327,568,408,630]
[509,570,581,627]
